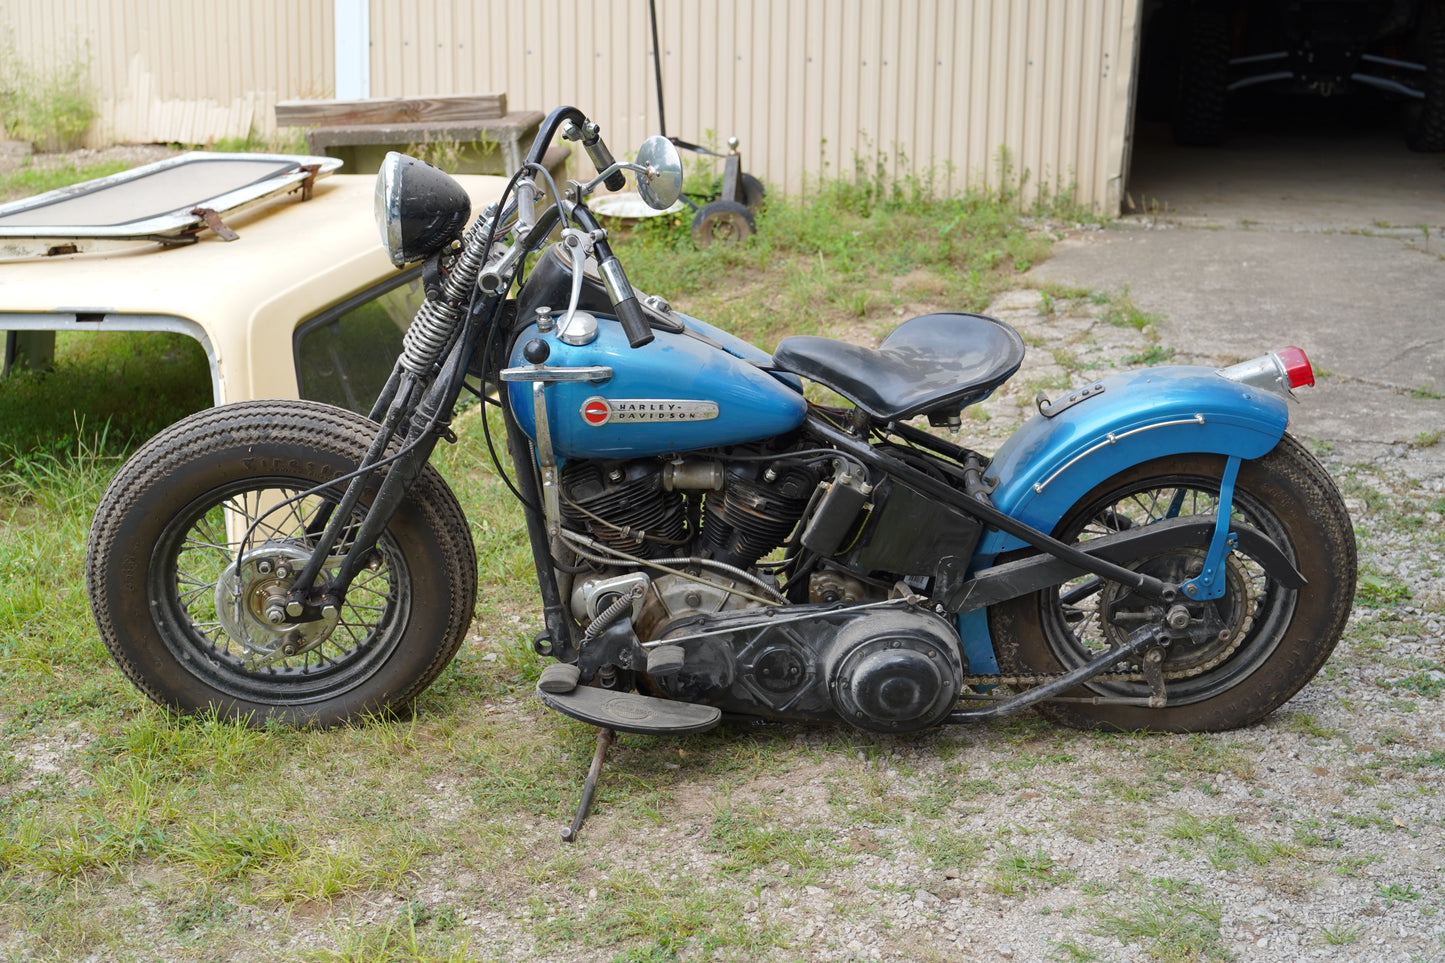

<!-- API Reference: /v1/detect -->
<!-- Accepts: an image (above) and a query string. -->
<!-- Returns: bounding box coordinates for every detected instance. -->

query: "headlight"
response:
[373,151,472,268]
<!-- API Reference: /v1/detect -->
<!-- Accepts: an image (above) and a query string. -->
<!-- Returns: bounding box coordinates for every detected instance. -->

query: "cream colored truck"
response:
[0,153,508,413]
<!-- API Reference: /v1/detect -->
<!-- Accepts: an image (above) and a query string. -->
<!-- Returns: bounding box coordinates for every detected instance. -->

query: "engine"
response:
[560,460,688,559]
[559,448,968,733]
[560,452,819,570]
[651,604,964,732]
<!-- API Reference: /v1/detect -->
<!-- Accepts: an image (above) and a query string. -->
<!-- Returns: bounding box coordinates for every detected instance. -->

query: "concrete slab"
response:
[1036,227,1443,393]
[1031,127,1445,469]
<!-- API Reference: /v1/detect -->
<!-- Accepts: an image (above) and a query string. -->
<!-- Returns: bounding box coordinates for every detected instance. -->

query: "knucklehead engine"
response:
[558,447,974,732]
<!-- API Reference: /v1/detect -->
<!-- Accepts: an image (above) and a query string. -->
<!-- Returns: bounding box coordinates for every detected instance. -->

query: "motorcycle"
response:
[85,107,1356,837]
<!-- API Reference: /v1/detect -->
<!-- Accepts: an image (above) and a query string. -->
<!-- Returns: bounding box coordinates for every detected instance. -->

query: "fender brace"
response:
[942,514,1305,613]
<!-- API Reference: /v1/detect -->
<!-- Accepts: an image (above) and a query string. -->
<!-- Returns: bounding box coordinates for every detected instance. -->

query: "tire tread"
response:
[86,400,477,725]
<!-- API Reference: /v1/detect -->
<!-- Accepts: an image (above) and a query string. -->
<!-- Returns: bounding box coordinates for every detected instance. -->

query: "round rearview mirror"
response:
[635,135,683,210]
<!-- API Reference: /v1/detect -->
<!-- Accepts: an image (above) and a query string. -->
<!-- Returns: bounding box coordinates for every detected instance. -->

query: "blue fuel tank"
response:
[507,312,808,459]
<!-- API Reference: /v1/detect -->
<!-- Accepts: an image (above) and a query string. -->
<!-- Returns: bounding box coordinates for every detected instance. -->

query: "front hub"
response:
[214,542,340,666]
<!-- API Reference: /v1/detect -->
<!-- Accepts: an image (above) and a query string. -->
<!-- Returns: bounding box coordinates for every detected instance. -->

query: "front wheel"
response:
[990,434,1356,732]
[85,400,478,726]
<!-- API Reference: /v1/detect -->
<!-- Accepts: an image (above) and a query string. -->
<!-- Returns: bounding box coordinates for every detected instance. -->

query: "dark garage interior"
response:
[1125,0,1445,223]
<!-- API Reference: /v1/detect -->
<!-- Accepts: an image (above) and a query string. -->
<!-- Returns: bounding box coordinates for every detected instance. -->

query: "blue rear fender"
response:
[957,364,1291,672]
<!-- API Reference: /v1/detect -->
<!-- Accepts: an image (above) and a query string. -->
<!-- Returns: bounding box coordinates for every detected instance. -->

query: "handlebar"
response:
[525,106,625,191]
[489,107,654,348]
[580,127,628,193]
[611,293,654,348]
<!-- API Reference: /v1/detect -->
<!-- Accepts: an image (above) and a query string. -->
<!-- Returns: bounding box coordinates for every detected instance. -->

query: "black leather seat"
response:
[772,313,1026,421]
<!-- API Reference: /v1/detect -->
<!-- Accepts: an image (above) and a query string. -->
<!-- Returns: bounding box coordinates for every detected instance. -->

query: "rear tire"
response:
[990,434,1355,732]
[85,400,478,726]
[740,173,767,212]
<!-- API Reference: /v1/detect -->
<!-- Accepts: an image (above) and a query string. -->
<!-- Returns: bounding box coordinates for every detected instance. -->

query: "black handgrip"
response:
[582,131,627,192]
[613,296,655,348]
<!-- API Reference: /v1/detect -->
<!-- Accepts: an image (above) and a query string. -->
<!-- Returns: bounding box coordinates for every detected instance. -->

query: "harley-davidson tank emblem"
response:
[579,397,719,425]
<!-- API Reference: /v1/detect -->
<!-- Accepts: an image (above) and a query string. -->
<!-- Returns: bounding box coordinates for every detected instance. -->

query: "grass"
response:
[1093,880,1229,963]
[0,332,212,461]
[611,150,1089,350]
[1098,288,1162,333]
[206,129,309,155]
[989,847,1076,895]
[0,159,133,203]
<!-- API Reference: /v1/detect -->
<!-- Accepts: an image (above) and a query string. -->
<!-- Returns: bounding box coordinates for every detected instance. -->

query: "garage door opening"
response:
[1124,0,1445,227]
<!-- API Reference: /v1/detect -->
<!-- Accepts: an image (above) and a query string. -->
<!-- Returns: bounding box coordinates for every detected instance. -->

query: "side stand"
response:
[561,727,616,842]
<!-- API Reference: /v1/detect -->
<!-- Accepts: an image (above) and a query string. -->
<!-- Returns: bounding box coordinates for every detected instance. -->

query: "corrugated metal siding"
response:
[0,0,331,145]
[1,0,1140,208]
[364,0,1140,207]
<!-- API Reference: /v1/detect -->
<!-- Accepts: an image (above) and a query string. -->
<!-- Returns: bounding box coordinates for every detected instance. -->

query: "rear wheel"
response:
[86,400,478,726]
[990,434,1355,732]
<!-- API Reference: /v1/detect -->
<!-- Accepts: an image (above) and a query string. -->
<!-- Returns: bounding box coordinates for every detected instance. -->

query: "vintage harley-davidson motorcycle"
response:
[86,107,1355,833]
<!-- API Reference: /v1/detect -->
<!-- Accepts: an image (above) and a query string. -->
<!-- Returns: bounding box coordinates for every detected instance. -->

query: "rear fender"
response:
[956,364,1290,673]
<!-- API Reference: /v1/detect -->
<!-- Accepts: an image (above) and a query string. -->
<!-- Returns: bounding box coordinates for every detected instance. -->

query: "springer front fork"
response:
[270,296,488,626]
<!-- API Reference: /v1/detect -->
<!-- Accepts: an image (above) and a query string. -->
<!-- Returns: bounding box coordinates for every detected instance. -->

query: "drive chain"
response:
[961,629,1248,689]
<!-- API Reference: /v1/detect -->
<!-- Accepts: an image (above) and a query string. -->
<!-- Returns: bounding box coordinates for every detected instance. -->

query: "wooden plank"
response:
[301,110,544,151]
[275,93,507,127]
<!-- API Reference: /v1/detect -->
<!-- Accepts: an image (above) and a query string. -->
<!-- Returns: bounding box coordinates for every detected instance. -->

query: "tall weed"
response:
[616,145,1095,348]
[0,35,96,150]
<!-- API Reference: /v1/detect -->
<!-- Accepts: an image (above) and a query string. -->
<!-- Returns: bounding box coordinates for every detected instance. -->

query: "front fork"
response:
[277,302,483,623]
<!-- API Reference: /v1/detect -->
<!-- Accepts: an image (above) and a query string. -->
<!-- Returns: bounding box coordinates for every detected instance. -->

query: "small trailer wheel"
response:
[740,173,767,212]
[691,199,755,246]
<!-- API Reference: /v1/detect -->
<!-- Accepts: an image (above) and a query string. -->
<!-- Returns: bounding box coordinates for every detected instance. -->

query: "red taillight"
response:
[1275,346,1314,389]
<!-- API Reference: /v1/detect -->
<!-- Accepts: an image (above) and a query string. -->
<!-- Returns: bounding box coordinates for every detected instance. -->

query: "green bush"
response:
[0,40,96,150]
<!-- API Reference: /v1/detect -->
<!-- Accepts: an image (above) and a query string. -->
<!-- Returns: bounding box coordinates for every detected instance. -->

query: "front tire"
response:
[86,401,478,726]
[990,434,1355,732]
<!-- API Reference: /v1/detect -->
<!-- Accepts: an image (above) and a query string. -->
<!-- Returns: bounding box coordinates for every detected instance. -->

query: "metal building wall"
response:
[365,0,1142,208]
[1,0,1140,209]
[0,0,331,146]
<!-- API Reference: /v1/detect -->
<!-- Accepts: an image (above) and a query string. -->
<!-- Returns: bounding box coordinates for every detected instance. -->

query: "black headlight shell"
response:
[374,151,472,268]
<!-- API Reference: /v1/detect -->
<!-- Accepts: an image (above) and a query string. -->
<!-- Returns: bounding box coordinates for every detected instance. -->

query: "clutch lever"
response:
[558,227,590,340]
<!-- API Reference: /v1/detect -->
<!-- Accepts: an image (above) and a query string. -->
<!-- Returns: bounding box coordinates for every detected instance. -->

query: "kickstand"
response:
[561,727,616,842]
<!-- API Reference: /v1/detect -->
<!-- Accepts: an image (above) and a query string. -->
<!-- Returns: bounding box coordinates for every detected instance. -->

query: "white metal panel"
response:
[0,0,331,145]
[2,0,1141,209]
[363,0,1139,208]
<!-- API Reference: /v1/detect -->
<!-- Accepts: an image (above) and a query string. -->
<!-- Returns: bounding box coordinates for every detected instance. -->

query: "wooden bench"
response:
[275,93,567,177]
